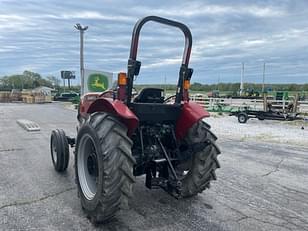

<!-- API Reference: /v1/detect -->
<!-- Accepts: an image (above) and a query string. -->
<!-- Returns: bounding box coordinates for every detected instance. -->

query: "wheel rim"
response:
[78,134,99,200]
[239,115,245,122]
[51,138,57,164]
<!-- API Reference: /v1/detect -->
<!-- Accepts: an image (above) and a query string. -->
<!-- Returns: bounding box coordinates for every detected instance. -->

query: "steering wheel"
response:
[132,87,139,97]
[98,90,114,98]
[164,94,176,104]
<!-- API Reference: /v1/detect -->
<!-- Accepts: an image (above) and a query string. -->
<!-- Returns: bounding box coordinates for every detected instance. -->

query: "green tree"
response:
[47,76,60,87]
[0,70,53,90]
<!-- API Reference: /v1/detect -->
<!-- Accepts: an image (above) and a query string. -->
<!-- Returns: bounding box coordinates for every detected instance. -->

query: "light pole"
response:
[240,62,244,96]
[74,23,88,96]
[262,62,266,96]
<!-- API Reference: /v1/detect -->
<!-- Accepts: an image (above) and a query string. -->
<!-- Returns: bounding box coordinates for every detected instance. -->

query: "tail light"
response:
[183,80,190,90]
[118,72,127,85]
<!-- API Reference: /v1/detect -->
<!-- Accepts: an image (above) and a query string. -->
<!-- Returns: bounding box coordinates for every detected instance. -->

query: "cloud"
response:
[44,11,135,22]
[0,0,307,84]
[133,3,286,18]
[142,58,182,69]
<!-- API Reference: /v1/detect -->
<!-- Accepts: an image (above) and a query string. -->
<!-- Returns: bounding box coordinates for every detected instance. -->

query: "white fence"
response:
[299,100,308,113]
[190,94,308,113]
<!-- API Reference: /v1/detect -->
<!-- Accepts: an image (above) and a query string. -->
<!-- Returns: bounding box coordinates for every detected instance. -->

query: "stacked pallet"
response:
[24,96,35,104]
[10,90,22,101]
[0,91,11,102]
[33,92,43,104]
[44,95,52,103]
[34,95,45,103]
[1,89,52,104]
[21,90,31,99]
[21,90,33,103]
[21,91,52,104]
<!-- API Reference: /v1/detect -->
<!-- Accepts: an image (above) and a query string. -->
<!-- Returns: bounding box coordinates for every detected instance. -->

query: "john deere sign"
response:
[83,70,112,95]
[87,73,109,92]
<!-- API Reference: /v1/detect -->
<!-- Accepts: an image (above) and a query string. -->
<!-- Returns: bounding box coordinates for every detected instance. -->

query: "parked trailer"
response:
[230,109,300,123]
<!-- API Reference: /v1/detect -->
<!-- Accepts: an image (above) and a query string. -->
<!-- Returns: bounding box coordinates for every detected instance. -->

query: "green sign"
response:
[87,73,109,92]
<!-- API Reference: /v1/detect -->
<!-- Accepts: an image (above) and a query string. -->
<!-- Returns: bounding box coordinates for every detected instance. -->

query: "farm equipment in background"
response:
[243,88,260,98]
[50,16,221,224]
[207,90,220,98]
[275,91,289,101]
[230,93,301,123]
[230,107,300,123]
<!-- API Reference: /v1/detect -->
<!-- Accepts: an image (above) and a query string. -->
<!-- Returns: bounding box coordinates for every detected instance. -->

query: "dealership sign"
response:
[83,69,113,94]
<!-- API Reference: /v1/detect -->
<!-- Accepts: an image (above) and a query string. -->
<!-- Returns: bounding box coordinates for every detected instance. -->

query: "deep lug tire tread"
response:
[75,112,135,224]
[180,120,221,197]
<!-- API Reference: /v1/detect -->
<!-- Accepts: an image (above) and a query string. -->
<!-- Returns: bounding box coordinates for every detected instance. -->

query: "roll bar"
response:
[126,16,193,104]
[129,16,192,65]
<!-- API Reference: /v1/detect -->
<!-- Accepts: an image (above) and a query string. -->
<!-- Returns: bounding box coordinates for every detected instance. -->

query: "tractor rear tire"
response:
[179,120,221,197]
[75,112,135,224]
[50,129,69,172]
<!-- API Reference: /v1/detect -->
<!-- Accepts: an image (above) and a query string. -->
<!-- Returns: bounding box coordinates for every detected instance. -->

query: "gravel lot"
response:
[0,102,307,231]
[206,114,308,147]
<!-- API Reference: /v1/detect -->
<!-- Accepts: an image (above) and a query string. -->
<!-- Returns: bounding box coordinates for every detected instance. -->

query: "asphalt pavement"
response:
[0,102,307,231]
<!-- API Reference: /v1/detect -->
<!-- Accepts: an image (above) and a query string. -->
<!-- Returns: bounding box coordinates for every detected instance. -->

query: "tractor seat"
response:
[134,88,164,103]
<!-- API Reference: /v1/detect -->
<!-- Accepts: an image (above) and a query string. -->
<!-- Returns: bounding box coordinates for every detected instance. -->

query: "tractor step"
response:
[153,158,166,163]
[153,158,176,163]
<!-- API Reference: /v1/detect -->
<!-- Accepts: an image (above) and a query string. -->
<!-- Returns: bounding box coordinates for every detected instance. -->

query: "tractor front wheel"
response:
[50,129,69,172]
[177,120,221,197]
[75,112,135,224]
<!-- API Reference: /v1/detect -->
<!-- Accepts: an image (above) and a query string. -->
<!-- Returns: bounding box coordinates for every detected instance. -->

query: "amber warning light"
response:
[183,80,190,90]
[118,72,127,85]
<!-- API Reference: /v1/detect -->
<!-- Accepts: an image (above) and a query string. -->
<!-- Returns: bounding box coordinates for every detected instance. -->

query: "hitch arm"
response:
[156,136,178,181]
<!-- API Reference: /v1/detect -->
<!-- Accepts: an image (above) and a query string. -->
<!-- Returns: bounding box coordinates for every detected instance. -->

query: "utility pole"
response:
[240,62,244,96]
[20,75,24,90]
[164,75,167,95]
[74,23,88,96]
[262,62,266,95]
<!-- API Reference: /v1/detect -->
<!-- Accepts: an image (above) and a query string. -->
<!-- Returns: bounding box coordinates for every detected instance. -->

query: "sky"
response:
[0,0,307,85]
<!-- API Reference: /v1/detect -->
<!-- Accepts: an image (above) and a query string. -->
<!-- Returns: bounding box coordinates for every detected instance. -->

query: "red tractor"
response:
[50,16,221,224]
